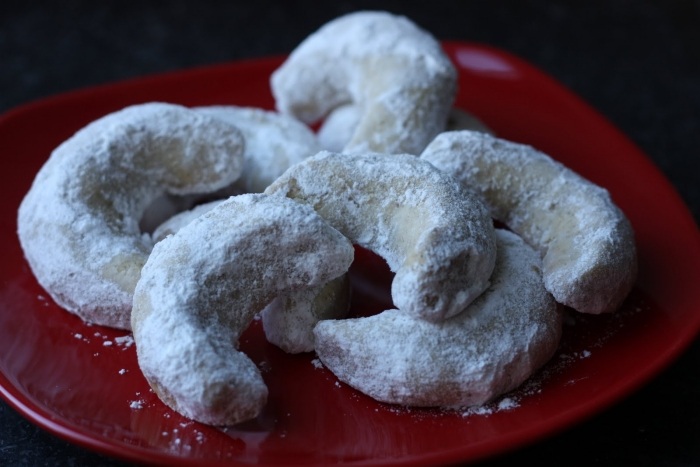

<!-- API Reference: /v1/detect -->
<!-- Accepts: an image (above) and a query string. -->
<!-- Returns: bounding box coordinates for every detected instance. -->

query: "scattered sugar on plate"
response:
[461,405,494,417]
[129,400,144,410]
[459,397,520,418]
[72,332,93,343]
[115,334,135,348]
[311,358,324,369]
[258,361,271,373]
[497,397,518,410]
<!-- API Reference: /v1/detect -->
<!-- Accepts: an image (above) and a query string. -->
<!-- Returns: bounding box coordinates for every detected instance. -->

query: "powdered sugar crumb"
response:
[459,396,520,417]
[115,334,135,348]
[311,358,323,369]
[71,331,136,351]
[129,400,144,410]
[497,397,518,410]
[258,361,272,373]
[461,405,494,417]
[72,332,93,344]
[559,349,593,362]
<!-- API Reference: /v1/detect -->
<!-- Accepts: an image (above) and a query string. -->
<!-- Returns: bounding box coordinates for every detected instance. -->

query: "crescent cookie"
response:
[421,130,637,314]
[17,102,245,329]
[265,151,497,322]
[131,194,354,425]
[314,229,562,407]
[151,199,352,354]
[271,10,457,155]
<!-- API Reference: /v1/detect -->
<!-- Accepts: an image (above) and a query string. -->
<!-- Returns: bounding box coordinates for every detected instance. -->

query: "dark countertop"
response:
[1,1,698,466]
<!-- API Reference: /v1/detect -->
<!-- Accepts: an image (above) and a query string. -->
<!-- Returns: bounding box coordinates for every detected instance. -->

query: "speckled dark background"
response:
[1,1,698,466]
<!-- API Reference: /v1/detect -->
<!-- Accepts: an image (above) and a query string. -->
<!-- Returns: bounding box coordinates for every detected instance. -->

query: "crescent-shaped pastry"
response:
[265,151,497,322]
[17,102,245,329]
[131,194,354,425]
[314,229,562,407]
[421,130,637,314]
[271,11,457,155]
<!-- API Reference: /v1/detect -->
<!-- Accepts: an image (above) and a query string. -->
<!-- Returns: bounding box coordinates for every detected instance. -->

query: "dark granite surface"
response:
[1,1,698,465]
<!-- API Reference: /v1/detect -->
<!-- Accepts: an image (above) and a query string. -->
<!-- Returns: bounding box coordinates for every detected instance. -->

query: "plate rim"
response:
[1,40,699,466]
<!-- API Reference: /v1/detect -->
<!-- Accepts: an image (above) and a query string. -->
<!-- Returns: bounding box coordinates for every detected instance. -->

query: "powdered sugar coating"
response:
[314,229,562,407]
[261,274,351,354]
[141,105,321,232]
[317,104,360,153]
[271,10,457,155]
[195,105,321,193]
[151,200,223,243]
[131,194,354,425]
[265,151,497,322]
[17,102,245,329]
[317,105,493,153]
[151,198,352,354]
[421,130,637,314]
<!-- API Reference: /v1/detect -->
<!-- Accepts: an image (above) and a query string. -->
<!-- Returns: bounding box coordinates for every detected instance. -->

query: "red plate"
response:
[1,42,698,466]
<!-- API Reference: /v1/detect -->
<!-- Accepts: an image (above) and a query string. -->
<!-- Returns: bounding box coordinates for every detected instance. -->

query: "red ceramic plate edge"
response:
[0,381,160,465]
[0,41,698,466]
